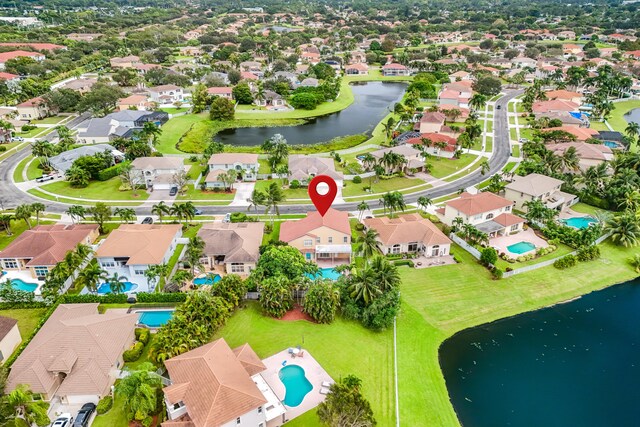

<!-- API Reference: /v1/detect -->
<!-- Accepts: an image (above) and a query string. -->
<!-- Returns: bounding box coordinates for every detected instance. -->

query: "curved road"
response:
[0,91,522,215]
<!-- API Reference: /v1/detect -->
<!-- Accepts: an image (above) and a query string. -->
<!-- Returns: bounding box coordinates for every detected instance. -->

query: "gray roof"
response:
[50,144,120,173]
[505,173,563,197]
[107,110,150,121]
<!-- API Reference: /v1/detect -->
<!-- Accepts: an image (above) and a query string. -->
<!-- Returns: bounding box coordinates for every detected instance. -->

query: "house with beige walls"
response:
[197,223,264,276]
[504,173,576,212]
[279,208,351,265]
[0,316,21,362]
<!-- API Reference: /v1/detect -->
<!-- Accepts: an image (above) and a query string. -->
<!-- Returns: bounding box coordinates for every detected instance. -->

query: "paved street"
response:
[0,91,522,215]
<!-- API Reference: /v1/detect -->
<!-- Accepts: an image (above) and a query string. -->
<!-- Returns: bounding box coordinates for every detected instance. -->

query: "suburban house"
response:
[77,110,168,144]
[417,112,446,133]
[110,55,141,69]
[254,90,285,108]
[441,192,525,237]
[438,81,473,108]
[95,224,182,288]
[207,87,234,100]
[197,223,264,276]
[382,63,409,76]
[49,144,124,173]
[117,94,151,111]
[205,153,259,189]
[162,338,285,427]
[239,61,264,77]
[546,142,614,171]
[7,303,137,404]
[0,224,99,279]
[131,157,185,191]
[61,78,97,94]
[544,89,583,104]
[288,154,344,185]
[399,131,458,158]
[0,316,21,362]
[0,50,45,70]
[363,214,452,257]
[532,100,579,114]
[505,173,577,212]
[543,126,599,142]
[148,84,184,104]
[16,97,49,120]
[279,208,351,264]
[369,145,425,172]
[67,33,103,42]
[345,63,369,75]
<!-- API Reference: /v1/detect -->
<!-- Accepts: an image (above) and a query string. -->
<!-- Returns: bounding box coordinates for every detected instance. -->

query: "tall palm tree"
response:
[66,205,86,224]
[349,265,382,306]
[114,207,136,224]
[381,116,396,142]
[77,262,107,293]
[115,363,161,422]
[357,201,369,221]
[417,196,432,212]
[107,272,128,294]
[5,384,49,425]
[559,146,581,172]
[140,121,162,147]
[356,229,381,258]
[369,255,400,291]
[31,202,45,226]
[480,160,490,176]
[265,181,285,225]
[151,201,171,223]
[625,122,640,144]
[246,189,267,219]
[605,212,640,247]
[469,93,487,112]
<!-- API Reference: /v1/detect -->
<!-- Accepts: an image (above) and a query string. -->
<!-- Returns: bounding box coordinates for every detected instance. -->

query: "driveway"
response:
[229,182,255,206]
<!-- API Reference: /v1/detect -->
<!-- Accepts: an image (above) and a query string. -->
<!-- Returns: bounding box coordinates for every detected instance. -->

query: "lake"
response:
[215,81,406,146]
[624,108,640,126]
[440,277,640,427]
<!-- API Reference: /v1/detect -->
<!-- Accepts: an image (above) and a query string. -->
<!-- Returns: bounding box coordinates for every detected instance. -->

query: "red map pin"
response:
[308,175,337,216]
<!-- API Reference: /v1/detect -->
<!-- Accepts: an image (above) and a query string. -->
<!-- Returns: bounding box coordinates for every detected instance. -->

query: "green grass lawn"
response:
[344,68,413,83]
[570,202,603,216]
[12,156,31,183]
[429,154,477,179]
[26,157,43,180]
[608,100,640,133]
[17,127,54,138]
[512,145,520,157]
[502,161,517,173]
[177,185,235,200]
[519,128,534,141]
[155,113,208,154]
[486,119,493,133]
[0,308,48,339]
[0,220,54,249]
[31,116,67,125]
[589,121,610,131]
[160,107,190,114]
[214,302,395,427]
[40,178,150,201]
[92,391,128,427]
[343,176,423,197]
[254,179,310,200]
[509,127,517,141]
[396,240,639,426]
[262,221,282,245]
[486,136,493,152]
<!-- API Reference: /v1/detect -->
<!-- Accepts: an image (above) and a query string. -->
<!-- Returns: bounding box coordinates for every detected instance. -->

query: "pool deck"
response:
[491,228,548,257]
[559,208,591,220]
[261,348,333,426]
[2,270,44,296]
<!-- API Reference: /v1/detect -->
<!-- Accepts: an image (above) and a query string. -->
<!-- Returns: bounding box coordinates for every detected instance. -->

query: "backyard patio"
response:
[491,228,549,258]
[261,348,334,426]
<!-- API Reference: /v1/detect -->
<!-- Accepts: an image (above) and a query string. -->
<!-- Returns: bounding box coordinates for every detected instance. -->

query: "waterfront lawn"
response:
[396,241,639,426]
[0,308,48,338]
[608,100,640,133]
[40,178,150,201]
[214,301,395,427]
[155,113,207,154]
[343,176,422,197]
[429,154,477,179]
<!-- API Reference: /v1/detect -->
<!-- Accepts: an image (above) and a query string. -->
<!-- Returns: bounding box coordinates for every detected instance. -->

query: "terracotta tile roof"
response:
[0,50,44,63]
[505,173,563,196]
[446,192,513,216]
[545,89,581,100]
[0,42,63,51]
[492,212,525,227]
[0,224,98,267]
[279,208,351,242]
[543,126,599,141]
[197,223,264,264]
[0,316,18,341]
[17,96,45,108]
[206,87,232,95]
[7,304,136,398]
[420,112,446,124]
[208,153,259,164]
[0,72,18,80]
[149,84,182,92]
[288,154,343,181]
[131,156,184,170]
[163,339,267,427]
[382,62,407,69]
[95,224,181,265]
[232,343,267,376]
[204,169,226,182]
[363,214,451,247]
[546,142,612,161]
[532,100,579,113]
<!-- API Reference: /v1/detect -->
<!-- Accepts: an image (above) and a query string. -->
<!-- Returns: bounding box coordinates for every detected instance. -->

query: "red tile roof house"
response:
[544,89,583,104]
[7,304,137,404]
[382,63,409,76]
[207,86,234,100]
[403,133,458,158]
[532,100,579,114]
[363,214,452,257]
[441,192,525,238]
[417,111,446,133]
[0,50,45,70]
[345,62,369,75]
[0,224,99,280]
[16,96,49,120]
[279,208,352,266]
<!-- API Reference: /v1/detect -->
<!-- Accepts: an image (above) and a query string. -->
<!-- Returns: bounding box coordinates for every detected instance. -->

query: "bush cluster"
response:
[62,293,128,304]
[97,161,131,181]
[393,260,414,267]
[136,293,187,303]
[96,396,113,415]
[135,328,150,345]
[122,341,145,362]
[553,254,578,269]
[577,245,601,262]
[352,175,362,184]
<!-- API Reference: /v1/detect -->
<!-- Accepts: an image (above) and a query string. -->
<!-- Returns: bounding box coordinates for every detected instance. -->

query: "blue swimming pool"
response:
[96,281,138,294]
[193,274,221,285]
[137,310,174,328]
[10,279,38,292]
[306,267,342,281]
[279,365,313,407]
[603,141,618,149]
[562,216,597,229]
[507,241,536,255]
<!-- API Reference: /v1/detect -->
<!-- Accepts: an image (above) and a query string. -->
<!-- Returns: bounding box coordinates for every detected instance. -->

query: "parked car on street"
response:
[13,136,24,142]
[169,186,178,196]
[73,403,96,427]
[222,213,231,223]
[141,217,153,224]
[194,208,203,215]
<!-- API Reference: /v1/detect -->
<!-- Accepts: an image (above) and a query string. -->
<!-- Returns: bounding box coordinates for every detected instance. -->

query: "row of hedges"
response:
[62,292,187,304]
[393,260,414,267]
[96,161,131,181]
[122,341,145,362]
[553,245,601,269]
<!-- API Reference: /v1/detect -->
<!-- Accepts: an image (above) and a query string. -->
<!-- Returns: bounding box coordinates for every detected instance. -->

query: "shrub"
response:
[0,146,6,152]
[142,416,153,427]
[230,212,256,223]
[393,260,414,267]
[62,294,128,304]
[290,179,301,189]
[135,328,150,345]
[97,396,113,415]
[355,223,365,231]
[97,161,131,181]
[264,224,273,234]
[577,245,601,262]
[123,341,144,362]
[189,155,198,162]
[553,254,578,269]
[361,290,400,331]
[136,292,187,303]
[21,124,36,132]
[493,268,504,279]
[579,193,610,210]
[480,247,498,266]
[352,175,362,184]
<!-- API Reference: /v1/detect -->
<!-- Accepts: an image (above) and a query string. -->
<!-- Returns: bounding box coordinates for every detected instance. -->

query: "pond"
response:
[624,108,640,126]
[215,81,407,146]
[440,277,640,427]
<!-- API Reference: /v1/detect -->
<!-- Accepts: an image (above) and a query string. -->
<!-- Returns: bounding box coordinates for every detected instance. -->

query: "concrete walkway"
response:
[229,182,255,206]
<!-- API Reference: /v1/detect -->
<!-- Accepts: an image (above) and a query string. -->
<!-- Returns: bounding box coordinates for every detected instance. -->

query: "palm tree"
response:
[151,201,171,223]
[31,202,45,226]
[107,272,128,294]
[559,146,580,172]
[66,205,86,224]
[265,181,285,225]
[629,254,640,273]
[5,384,49,425]
[417,196,432,212]
[480,160,490,176]
[114,207,136,224]
[115,363,162,422]
[0,213,14,236]
[361,153,376,171]
[185,236,205,275]
[369,255,400,291]
[349,265,382,306]
[625,122,640,144]
[357,201,369,221]
[77,262,107,293]
[605,212,640,247]
[381,116,396,142]
[246,189,267,219]
[356,229,381,258]
[14,204,33,229]
[140,121,162,147]
[469,93,487,112]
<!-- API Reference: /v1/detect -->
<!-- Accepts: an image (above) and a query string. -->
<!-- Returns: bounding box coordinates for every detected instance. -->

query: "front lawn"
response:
[342,176,423,197]
[31,116,67,125]
[155,113,208,155]
[177,185,236,201]
[254,179,310,200]
[214,301,395,427]
[429,154,477,179]
[40,178,150,201]
[92,391,129,427]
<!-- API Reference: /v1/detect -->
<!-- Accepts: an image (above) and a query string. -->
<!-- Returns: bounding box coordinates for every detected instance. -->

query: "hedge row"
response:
[97,161,131,181]
[123,341,145,362]
[137,292,187,303]
[61,292,187,304]
[0,301,49,310]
